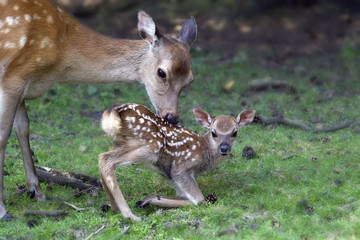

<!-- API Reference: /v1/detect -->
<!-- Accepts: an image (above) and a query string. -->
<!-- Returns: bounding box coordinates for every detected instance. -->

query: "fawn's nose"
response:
[164,113,179,125]
[219,143,231,155]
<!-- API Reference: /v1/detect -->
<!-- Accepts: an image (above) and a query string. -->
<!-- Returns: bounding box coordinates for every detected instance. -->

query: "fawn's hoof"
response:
[135,197,153,208]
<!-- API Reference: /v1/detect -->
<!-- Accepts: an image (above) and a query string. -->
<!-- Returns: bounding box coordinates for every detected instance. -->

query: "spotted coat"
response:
[112,103,210,179]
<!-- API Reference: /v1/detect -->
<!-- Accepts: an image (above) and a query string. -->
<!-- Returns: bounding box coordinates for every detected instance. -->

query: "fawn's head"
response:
[193,108,256,155]
[137,11,197,125]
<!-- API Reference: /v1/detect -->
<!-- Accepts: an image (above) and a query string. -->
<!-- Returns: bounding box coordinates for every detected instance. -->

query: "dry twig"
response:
[35,165,102,191]
[255,112,356,133]
[85,223,107,240]
[24,210,67,217]
[62,201,89,211]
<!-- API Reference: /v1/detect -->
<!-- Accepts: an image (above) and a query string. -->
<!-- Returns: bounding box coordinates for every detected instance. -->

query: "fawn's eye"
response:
[231,130,238,138]
[157,68,166,81]
[212,130,218,138]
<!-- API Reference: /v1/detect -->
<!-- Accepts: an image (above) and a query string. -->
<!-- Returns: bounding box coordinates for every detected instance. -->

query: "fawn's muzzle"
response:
[219,143,231,155]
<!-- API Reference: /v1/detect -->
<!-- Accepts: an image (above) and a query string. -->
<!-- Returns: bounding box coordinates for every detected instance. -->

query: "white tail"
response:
[0,0,197,221]
[99,103,256,221]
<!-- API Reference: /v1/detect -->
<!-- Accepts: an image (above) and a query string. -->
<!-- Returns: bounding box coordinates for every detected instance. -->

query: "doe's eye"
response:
[212,130,218,138]
[231,131,238,138]
[157,68,166,81]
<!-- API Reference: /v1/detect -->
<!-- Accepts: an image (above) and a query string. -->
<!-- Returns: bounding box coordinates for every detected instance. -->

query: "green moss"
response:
[1,48,360,239]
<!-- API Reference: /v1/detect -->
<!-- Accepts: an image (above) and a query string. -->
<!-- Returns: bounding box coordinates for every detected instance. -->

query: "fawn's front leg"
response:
[99,146,152,222]
[140,173,204,208]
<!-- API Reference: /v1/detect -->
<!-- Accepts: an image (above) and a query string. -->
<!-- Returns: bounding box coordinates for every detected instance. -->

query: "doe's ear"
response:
[138,11,161,48]
[178,17,197,48]
[236,110,256,127]
[193,108,212,128]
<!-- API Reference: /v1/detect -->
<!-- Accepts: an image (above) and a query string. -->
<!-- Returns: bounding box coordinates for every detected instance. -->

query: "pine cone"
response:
[205,193,218,204]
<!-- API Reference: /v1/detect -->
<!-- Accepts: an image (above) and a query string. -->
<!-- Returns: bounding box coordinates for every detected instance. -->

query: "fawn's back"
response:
[102,103,205,177]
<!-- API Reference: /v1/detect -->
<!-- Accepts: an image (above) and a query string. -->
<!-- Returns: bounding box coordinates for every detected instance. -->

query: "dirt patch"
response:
[74,1,360,65]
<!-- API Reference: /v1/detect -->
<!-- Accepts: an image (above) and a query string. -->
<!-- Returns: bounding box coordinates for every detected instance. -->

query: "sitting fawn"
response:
[99,103,256,221]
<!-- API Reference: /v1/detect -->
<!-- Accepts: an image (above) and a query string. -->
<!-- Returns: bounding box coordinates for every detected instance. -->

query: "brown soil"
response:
[74,1,360,65]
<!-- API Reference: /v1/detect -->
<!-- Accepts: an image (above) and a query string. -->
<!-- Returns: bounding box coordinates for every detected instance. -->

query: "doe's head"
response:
[193,108,256,155]
[137,11,197,125]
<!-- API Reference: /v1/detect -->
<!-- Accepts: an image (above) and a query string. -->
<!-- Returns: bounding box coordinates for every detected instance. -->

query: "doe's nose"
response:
[219,143,231,155]
[164,113,179,125]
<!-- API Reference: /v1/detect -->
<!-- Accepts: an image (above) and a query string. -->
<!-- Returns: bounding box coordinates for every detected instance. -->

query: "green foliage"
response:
[1,48,360,239]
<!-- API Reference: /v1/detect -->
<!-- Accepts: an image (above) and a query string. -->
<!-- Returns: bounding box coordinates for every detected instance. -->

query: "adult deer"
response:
[99,103,256,221]
[0,0,197,221]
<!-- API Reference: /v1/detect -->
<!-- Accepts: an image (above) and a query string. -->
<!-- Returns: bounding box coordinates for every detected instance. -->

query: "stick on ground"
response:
[35,165,102,191]
[256,113,356,133]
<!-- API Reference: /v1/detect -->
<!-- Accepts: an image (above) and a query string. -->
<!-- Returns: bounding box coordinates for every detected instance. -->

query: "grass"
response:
[1,47,360,239]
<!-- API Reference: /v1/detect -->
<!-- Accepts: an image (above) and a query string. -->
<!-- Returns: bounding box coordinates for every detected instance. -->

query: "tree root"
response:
[35,165,102,192]
[24,210,67,217]
[255,111,357,133]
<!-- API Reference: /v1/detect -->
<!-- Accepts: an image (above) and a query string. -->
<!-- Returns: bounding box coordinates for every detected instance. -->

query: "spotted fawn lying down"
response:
[99,103,256,221]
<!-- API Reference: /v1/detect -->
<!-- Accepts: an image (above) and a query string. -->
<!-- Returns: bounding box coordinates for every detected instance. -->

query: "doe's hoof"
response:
[1,213,17,222]
[27,190,36,199]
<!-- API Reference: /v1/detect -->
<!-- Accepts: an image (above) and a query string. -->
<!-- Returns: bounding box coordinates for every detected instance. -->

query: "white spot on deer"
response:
[4,41,16,48]
[125,116,135,123]
[0,28,10,34]
[147,121,151,126]
[0,0,8,6]
[57,7,63,13]
[149,139,153,143]
[141,126,147,131]
[181,151,185,156]
[157,141,163,148]
[34,1,42,7]
[136,109,141,115]
[128,123,133,128]
[139,118,144,124]
[146,128,151,133]
[185,152,192,160]
[197,141,201,147]
[191,158,196,162]
[0,20,4,29]
[151,132,157,138]
[135,125,141,131]
[13,5,19,11]
[19,35,27,48]
[5,16,20,26]
[24,14,31,22]
[157,132,162,137]
[33,14,41,20]
[40,37,53,48]
[46,15,53,24]
[192,145,197,150]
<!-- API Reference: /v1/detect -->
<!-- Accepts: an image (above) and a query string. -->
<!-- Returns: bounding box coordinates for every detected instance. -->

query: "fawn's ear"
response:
[193,108,212,128]
[236,110,256,127]
[138,11,162,48]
